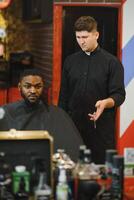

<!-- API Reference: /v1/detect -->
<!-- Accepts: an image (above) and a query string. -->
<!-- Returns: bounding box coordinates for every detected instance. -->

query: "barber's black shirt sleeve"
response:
[108,58,126,107]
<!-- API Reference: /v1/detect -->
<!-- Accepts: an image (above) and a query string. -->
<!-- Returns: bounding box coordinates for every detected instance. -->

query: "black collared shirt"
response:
[59,46,125,114]
[58,47,126,163]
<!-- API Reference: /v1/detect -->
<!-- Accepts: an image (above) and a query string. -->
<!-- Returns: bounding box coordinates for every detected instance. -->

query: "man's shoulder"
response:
[49,104,70,118]
[3,100,23,110]
[100,48,119,61]
[63,51,85,70]
[65,51,84,61]
[49,104,65,113]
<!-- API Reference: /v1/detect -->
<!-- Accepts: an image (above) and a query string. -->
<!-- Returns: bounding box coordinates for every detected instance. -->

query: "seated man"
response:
[0,69,83,160]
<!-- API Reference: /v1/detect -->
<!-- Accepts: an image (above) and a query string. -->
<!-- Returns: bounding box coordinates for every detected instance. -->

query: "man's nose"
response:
[30,86,36,93]
[79,38,85,44]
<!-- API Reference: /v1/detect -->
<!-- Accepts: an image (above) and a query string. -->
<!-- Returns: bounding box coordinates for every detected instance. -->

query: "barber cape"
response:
[0,100,83,160]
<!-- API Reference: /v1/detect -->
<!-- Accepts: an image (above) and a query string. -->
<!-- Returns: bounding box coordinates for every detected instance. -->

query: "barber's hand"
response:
[88,98,115,123]
[88,100,106,121]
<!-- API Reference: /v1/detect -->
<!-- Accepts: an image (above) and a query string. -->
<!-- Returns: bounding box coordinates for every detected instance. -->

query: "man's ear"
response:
[96,31,99,40]
[18,82,21,91]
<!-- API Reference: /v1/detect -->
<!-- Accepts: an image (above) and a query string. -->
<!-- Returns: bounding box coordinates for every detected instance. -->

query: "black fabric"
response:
[58,46,125,164]
[0,100,83,161]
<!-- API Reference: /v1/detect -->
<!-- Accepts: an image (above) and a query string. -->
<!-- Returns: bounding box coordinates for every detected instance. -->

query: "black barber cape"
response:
[0,100,83,160]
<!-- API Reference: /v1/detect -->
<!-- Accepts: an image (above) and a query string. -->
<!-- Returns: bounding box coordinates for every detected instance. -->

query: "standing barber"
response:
[58,16,125,164]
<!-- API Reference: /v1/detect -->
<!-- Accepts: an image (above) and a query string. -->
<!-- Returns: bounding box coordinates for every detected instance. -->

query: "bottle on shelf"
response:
[77,149,100,200]
[34,162,51,200]
[97,149,118,200]
[14,177,29,200]
[12,165,30,195]
[0,174,15,200]
[53,148,75,200]
[73,145,86,178]
[56,168,69,200]
[83,149,92,164]
[78,149,94,180]
[111,155,124,200]
[73,145,86,200]
[105,149,117,177]
[78,145,87,163]
[97,166,112,200]
[0,152,13,200]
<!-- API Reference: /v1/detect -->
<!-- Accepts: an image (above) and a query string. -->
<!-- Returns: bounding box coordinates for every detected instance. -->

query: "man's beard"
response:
[20,90,41,106]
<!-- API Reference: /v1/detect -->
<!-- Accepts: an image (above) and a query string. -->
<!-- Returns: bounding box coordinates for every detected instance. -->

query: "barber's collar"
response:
[85,45,100,56]
[85,52,91,56]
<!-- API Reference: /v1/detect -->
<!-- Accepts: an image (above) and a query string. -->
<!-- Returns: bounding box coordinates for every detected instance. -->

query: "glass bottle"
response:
[78,149,93,180]
[34,171,51,200]
[73,145,86,178]
[56,168,69,200]
[77,149,100,200]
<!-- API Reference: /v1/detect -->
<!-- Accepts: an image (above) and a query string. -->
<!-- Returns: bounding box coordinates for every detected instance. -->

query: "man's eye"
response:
[35,85,43,89]
[23,85,30,89]
[83,36,88,39]
[23,85,43,89]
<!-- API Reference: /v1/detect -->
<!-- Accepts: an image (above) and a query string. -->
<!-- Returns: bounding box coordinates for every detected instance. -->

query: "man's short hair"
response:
[19,68,44,83]
[74,16,98,32]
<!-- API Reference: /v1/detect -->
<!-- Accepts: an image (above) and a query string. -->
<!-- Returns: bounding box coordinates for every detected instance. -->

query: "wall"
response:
[28,23,53,89]
[0,0,53,103]
[1,0,30,59]
[120,0,134,153]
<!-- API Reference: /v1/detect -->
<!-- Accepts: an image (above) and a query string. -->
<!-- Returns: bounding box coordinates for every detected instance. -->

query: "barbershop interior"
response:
[0,0,133,199]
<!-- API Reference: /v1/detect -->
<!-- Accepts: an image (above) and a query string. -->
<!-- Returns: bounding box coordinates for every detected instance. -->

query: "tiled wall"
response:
[28,23,53,89]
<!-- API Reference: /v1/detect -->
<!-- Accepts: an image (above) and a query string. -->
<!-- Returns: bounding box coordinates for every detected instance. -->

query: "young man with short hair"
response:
[59,16,125,163]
